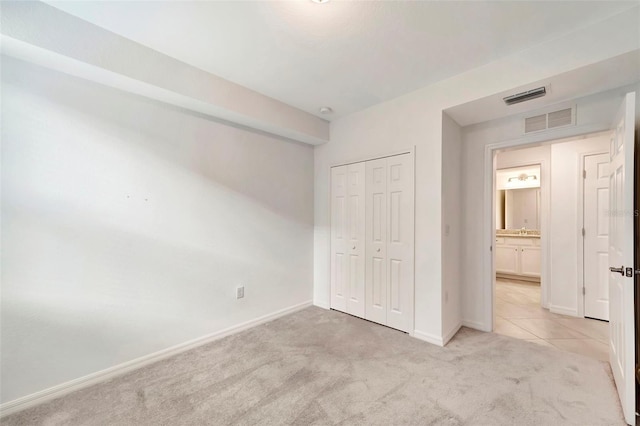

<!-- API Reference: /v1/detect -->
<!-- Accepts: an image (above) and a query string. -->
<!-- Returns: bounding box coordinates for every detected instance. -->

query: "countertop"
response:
[496,232,540,239]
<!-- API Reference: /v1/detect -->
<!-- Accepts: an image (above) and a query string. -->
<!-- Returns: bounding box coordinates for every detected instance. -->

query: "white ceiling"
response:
[46,1,637,120]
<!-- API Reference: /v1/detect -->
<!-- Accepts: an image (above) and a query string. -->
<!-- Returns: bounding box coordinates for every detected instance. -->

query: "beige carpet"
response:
[2,307,624,425]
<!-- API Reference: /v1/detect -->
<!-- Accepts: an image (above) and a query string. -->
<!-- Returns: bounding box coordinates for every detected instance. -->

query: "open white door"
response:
[609,91,636,425]
[584,153,610,321]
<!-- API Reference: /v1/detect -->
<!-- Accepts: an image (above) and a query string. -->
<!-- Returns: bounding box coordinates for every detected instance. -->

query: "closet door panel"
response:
[346,163,366,318]
[330,166,348,312]
[386,153,414,333]
[365,158,387,324]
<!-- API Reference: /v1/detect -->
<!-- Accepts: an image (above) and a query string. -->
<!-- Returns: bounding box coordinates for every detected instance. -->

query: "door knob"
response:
[377,248,381,252]
[609,266,624,276]
[352,246,356,250]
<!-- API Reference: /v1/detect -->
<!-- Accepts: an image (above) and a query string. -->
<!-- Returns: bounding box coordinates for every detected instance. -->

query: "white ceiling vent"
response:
[524,106,575,134]
[504,86,547,105]
[547,108,573,128]
[524,114,547,133]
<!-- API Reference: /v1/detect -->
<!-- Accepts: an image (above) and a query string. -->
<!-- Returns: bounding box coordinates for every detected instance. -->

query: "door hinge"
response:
[582,287,585,295]
[581,228,585,237]
[583,170,587,179]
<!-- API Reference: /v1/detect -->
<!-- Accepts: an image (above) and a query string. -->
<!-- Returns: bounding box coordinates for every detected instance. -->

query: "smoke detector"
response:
[319,106,333,114]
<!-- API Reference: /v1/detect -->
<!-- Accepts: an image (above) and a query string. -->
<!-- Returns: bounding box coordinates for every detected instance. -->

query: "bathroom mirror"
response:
[496,187,540,230]
[496,164,541,231]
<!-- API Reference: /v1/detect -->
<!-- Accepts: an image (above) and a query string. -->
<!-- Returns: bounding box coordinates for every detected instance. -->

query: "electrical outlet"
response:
[236,286,244,299]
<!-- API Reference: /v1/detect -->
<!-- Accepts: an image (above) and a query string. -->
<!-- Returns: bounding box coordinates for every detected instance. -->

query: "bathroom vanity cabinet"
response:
[495,235,541,281]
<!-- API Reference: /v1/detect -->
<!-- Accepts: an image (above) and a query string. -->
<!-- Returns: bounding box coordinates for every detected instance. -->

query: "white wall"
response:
[314,9,639,343]
[461,85,638,330]
[549,134,609,316]
[0,57,314,403]
[441,113,463,341]
[497,147,550,172]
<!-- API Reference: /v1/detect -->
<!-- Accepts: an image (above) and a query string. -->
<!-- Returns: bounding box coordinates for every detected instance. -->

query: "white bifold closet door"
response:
[331,153,414,333]
[364,158,388,325]
[365,154,414,332]
[330,163,366,318]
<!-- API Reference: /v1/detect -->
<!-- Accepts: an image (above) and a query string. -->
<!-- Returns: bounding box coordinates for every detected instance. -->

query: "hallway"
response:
[494,279,609,362]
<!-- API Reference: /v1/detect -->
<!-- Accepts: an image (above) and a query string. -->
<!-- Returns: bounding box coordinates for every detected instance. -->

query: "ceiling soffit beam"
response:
[0,1,329,146]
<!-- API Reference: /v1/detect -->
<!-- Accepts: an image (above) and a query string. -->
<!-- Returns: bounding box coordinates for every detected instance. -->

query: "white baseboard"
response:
[414,322,462,347]
[442,322,462,346]
[462,319,489,332]
[313,300,330,310]
[0,300,313,418]
[413,329,444,347]
[549,304,578,317]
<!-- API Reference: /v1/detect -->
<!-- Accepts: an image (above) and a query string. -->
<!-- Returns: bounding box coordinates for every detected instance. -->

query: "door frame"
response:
[577,149,610,319]
[481,124,611,331]
[328,146,416,335]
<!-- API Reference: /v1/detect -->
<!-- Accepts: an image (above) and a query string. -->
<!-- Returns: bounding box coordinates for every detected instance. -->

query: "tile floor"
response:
[494,278,609,362]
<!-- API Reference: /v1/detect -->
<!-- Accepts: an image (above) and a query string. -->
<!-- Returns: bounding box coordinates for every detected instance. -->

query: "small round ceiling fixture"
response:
[311,0,330,4]
[319,106,333,114]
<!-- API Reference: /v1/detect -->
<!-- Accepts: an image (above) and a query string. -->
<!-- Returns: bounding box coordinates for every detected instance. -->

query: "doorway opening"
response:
[491,135,611,361]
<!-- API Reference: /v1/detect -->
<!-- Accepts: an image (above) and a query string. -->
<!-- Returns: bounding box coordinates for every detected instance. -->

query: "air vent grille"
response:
[504,87,547,105]
[524,114,547,133]
[547,108,572,128]
[523,106,575,134]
